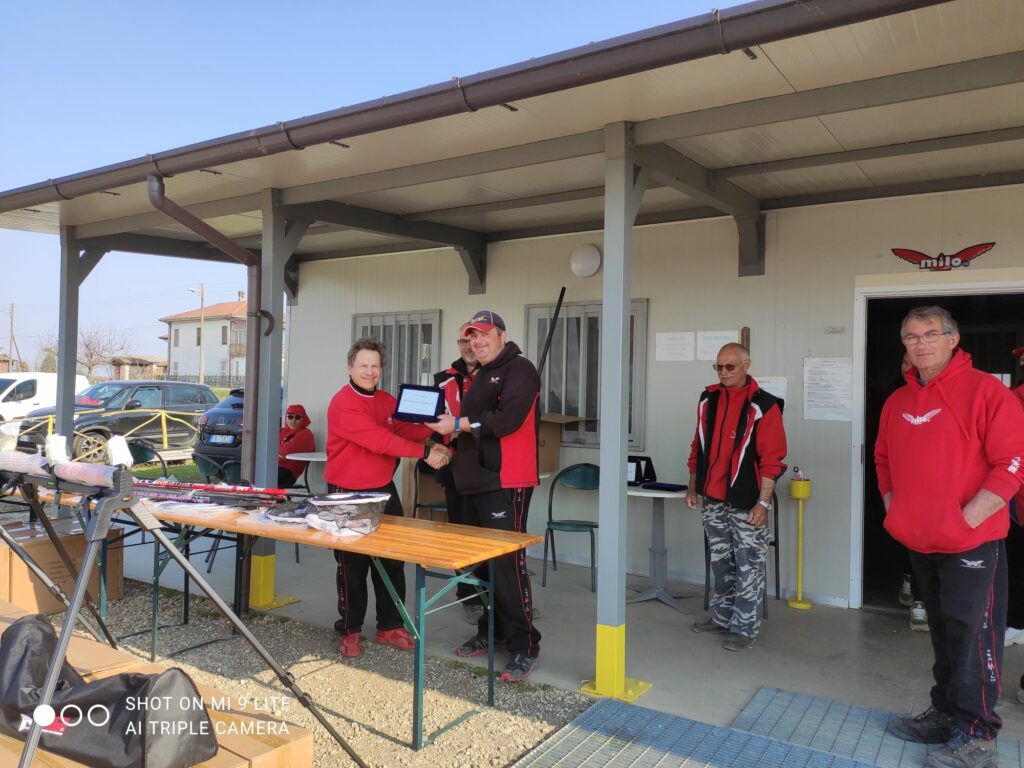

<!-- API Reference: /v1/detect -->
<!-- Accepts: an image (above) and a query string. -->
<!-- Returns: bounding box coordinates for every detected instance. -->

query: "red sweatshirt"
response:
[875,349,1024,554]
[325,382,432,490]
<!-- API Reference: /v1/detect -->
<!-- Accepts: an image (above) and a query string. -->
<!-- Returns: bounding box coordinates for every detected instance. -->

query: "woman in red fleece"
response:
[325,337,447,658]
[277,404,315,488]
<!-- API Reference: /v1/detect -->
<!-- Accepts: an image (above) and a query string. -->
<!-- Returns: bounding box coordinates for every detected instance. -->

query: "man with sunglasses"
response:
[686,343,787,651]
[428,322,483,621]
[278,404,315,487]
[877,306,1024,768]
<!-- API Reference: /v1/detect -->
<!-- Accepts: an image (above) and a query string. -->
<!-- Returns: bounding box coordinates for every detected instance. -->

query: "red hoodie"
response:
[875,349,1024,554]
[278,404,316,483]
[325,382,432,490]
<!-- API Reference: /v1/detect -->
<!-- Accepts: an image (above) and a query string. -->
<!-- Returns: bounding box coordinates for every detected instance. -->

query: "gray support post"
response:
[587,123,651,701]
[56,228,104,438]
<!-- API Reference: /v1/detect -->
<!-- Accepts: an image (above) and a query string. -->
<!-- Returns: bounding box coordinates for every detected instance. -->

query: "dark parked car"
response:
[18,380,219,461]
[193,388,244,474]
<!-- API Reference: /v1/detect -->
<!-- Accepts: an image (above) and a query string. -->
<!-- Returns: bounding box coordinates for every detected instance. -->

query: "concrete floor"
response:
[121,531,1024,745]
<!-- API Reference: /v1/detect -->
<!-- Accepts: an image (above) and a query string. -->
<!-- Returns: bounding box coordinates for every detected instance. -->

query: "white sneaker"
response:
[910,601,929,632]
[898,574,914,607]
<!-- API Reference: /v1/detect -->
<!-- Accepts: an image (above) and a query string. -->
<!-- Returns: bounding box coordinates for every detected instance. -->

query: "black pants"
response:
[463,487,541,657]
[444,482,483,604]
[328,481,406,635]
[909,539,1006,740]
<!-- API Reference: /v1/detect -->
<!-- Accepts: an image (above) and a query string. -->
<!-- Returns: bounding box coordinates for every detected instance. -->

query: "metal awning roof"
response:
[1,0,1021,269]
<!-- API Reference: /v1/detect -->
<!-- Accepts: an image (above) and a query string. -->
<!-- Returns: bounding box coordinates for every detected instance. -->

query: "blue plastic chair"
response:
[542,462,599,592]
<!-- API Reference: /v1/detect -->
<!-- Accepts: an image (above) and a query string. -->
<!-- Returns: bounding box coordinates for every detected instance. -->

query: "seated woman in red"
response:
[278,404,315,488]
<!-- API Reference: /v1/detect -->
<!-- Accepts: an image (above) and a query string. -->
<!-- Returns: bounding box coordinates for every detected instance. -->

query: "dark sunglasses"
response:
[712,363,743,372]
[285,414,302,420]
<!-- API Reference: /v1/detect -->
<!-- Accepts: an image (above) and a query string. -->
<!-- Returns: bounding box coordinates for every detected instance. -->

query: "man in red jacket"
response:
[325,337,448,658]
[878,307,1024,768]
[686,342,787,651]
[428,310,541,682]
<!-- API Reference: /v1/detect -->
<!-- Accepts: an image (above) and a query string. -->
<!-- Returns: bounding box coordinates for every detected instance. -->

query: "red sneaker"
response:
[375,627,415,650]
[339,632,364,658]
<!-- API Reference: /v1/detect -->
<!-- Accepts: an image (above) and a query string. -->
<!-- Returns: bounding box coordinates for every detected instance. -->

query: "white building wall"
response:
[286,184,1024,606]
[167,319,241,377]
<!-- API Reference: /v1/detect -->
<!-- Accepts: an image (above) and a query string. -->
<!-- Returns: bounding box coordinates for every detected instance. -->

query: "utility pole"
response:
[189,283,206,384]
[7,304,22,372]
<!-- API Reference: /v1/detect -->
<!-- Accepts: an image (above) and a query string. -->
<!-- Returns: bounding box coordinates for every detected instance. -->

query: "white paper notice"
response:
[697,330,740,360]
[803,357,853,421]
[754,376,788,405]
[655,332,695,361]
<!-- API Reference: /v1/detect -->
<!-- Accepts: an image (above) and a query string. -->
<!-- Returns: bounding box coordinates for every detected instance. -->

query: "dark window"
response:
[221,325,228,344]
[167,385,202,406]
[196,327,202,346]
[4,379,37,402]
[131,386,162,409]
[173,328,179,347]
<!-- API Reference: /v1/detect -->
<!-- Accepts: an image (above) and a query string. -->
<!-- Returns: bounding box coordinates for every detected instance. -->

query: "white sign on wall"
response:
[803,357,853,421]
[655,332,695,361]
[697,330,740,360]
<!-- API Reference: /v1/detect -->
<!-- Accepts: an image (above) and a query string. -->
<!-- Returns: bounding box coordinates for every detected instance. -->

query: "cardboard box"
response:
[539,414,585,475]
[2,520,123,615]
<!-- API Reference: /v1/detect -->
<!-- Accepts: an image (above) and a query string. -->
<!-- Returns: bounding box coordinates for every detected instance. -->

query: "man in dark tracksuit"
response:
[428,309,542,682]
[430,323,481,618]
[686,342,787,652]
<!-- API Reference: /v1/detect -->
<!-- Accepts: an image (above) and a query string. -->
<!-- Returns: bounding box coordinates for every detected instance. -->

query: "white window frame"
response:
[525,299,648,450]
[352,310,442,392]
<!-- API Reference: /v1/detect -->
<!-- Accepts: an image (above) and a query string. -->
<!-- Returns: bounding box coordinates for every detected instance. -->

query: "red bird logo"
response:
[892,243,994,271]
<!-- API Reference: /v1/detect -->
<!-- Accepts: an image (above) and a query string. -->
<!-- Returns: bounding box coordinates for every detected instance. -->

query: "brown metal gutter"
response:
[146,176,262,483]
[0,0,952,213]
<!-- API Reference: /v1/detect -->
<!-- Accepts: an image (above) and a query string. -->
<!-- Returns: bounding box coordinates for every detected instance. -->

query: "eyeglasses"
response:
[457,339,472,346]
[285,414,301,420]
[901,330,951,346]
[712,363,744,372]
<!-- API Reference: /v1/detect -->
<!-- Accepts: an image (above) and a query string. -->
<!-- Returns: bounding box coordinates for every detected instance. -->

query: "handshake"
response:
[424,442,451,470]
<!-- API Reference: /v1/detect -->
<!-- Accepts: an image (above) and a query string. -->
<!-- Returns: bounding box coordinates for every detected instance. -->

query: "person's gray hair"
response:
[719,342,750,362]
[900,306,959,336]
[347,337,387,367]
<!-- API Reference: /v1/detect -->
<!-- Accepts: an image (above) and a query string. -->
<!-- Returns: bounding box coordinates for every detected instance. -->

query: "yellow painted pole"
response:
[787,477,812,610]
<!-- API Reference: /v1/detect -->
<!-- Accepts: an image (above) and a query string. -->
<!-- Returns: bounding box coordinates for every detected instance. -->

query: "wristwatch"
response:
[756,499,772,510]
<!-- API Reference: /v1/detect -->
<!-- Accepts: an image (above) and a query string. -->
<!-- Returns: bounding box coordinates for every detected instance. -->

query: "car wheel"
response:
[73,432,109,463]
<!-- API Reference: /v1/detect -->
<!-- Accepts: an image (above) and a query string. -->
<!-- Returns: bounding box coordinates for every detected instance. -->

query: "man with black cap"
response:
[428,310,542,682]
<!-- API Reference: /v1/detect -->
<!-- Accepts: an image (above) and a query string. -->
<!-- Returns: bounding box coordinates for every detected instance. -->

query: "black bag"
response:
[0,615,217,768]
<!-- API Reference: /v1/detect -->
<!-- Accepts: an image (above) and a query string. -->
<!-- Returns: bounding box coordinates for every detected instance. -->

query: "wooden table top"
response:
[141,501,541,571]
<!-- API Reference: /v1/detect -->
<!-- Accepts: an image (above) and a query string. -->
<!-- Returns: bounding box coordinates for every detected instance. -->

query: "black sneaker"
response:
[501,651,537,682]
[886,706,953,744]
[692,618,729,635]
[925,728,998,768]
[455,634,503,658]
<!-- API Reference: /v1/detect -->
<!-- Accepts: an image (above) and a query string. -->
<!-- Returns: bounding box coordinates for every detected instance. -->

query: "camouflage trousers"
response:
[701,498,769,638]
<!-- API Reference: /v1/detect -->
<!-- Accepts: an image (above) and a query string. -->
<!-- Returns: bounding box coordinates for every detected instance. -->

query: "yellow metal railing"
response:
[12,408,203,462]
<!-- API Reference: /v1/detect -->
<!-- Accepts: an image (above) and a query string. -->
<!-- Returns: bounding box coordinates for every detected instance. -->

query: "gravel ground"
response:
[54,579,591,768]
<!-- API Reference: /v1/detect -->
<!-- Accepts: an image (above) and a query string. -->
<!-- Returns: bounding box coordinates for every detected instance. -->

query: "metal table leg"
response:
[627,497,695,613]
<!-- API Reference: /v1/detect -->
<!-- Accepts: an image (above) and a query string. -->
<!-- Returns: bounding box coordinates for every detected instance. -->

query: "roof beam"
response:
[286,201,488,293]
[73,193,263,239]
[297,240,442,262]
[762,168,1024,210]
[281,131,604,205]
[634,52,1024,145]
[716,126,1024,178]
[75,233,244,264]
[635,143,760,217]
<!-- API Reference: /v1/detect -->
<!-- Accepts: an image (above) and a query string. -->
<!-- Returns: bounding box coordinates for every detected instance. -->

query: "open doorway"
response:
[861,293,1024,612]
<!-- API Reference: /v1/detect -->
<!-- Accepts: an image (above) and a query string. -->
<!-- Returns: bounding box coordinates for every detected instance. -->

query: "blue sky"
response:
[0,1,709,366]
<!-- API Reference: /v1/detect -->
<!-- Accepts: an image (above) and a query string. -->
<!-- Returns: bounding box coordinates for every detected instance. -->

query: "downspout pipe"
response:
[147,175,262,483]
[1,0,952,213]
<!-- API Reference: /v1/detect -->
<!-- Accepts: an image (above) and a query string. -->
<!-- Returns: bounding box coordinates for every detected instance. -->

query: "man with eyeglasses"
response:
[428,322,483,621]
[428,309,542,683]
[877,306,1024,768]
[686,343,787,651]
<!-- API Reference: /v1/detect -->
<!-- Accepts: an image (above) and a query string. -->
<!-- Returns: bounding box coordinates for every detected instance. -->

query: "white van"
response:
[0,373,90,421]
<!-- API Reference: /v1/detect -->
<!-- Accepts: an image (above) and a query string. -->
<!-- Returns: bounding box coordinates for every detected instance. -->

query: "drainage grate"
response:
[514,698,878,768]
[732,687,1022,768]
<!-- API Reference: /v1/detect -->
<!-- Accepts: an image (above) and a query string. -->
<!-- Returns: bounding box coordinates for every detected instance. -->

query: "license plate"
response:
[208,434,235,445]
